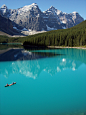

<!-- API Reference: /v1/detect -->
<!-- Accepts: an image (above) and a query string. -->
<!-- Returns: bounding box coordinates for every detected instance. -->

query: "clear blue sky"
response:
[0,0,86,20]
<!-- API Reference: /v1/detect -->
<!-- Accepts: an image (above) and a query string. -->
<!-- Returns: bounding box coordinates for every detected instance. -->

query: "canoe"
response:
[5,82,16,87]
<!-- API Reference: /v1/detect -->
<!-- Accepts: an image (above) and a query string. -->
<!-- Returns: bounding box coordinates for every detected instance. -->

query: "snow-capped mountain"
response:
[0,3,84,31]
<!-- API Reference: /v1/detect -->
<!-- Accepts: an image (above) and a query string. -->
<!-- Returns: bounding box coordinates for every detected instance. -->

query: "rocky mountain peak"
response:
[49,6,56,10]
[21,3,39,11]
[46,6,57,12]
[16,3,40,16]
[0,4,9,16]
[1,4,7,9]
[45,6,62,15]
[31,3,38,6]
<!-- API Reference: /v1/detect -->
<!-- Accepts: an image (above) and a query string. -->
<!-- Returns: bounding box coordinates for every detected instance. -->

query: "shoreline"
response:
[47,46,86,49]
[0,42,86,49]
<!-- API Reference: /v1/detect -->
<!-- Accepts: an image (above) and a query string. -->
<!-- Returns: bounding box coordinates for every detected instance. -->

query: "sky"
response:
[0,0,86,20]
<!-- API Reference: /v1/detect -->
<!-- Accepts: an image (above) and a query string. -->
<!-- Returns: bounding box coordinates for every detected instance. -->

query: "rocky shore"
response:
[48,46,86,49]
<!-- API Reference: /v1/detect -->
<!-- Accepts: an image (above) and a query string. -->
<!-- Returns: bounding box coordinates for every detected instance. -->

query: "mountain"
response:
[43,6,84,29]
[0,3,84,31]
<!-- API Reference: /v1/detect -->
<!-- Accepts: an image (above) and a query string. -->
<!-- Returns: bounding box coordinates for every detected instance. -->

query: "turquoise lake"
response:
[0,48,86,115]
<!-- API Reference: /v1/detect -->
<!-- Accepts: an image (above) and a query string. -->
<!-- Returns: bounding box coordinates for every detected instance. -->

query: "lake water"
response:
[0,48,86,115]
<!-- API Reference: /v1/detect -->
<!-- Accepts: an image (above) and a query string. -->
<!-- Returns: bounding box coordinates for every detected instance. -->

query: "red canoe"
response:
[5,82,16,87]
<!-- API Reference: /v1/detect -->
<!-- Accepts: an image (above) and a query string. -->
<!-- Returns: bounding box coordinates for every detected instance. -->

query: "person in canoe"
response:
[5,82,16,87]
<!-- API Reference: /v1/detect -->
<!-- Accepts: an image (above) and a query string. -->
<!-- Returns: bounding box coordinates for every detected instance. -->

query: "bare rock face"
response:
[0,3,84,31]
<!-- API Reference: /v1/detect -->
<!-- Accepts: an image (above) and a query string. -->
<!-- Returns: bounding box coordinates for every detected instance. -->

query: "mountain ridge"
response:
[0,3,84,31]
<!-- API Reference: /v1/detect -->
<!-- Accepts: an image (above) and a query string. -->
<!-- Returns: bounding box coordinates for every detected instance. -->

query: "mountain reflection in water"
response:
[0,48,86,79]
[0,57,82,79]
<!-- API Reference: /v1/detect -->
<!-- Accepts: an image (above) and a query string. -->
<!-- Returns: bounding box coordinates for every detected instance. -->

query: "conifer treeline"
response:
[0,20,86,47]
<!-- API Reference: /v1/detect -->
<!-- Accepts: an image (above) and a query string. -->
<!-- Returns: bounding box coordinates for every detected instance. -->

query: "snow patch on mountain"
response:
[56,10,62,15]
[13,26,18,30]
[72,11,78,14]
[62,26,66,29]
[60,20,66,24]
[46,25,57,31]
[22,28,28,31]
[36,14,40,17]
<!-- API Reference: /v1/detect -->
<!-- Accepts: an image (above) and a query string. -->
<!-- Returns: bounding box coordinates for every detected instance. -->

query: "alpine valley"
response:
[0,3,84,35]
